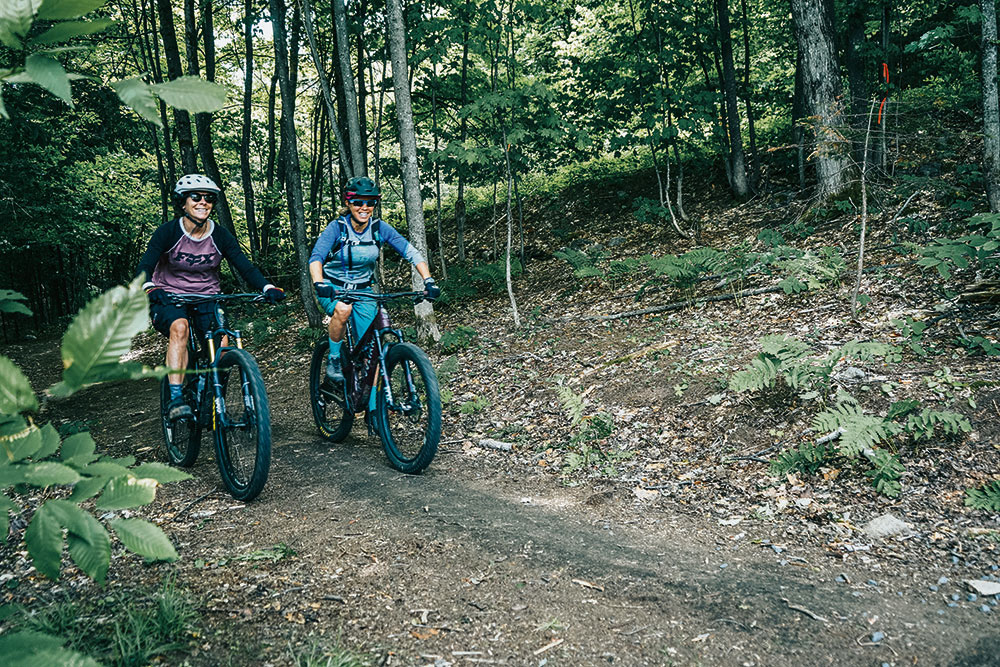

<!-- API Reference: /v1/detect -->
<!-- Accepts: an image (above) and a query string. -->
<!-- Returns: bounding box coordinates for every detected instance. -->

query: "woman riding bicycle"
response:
[309,176,440,390]
[136,174,286,422]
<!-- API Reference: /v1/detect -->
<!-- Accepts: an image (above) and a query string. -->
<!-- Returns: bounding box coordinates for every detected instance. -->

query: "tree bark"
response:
[333,0,366,176]
[301,0,353,180]
[455,14,470,264]
[185,0,237,237]
[739,0,760,190]
[790,0,853,198]
[386,0,439,341]
[715,0,749,198]
[846,0,868,169]
[241,0,259,259]
[156,0,197,174]
[982,0,1000,211]
[270,0,321,326]
[431,60,446,279]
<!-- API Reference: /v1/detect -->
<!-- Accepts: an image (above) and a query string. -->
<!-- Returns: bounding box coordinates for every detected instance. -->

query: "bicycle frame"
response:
[174,295,256,431]
[336,292,422,414]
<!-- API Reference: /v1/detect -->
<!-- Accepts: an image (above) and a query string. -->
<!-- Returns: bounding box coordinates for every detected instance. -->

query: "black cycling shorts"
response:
[150,301,219,337]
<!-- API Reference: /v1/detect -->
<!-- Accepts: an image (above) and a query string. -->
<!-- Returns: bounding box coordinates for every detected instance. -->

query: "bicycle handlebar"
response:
[166,293,265,305]
[327,289,428,304]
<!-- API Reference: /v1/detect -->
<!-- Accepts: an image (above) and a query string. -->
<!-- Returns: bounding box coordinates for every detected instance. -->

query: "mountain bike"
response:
[159,293,272,501]
[309,290,441,474]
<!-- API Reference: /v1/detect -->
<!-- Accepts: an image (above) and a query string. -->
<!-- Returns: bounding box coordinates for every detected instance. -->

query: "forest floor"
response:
[3,181,1000,666]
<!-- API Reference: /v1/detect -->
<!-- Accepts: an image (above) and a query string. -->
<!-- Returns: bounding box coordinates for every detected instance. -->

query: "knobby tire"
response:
[310,338,354,441]
[214,349,271,501]
[376,342,441,474]
[160,376,200,467]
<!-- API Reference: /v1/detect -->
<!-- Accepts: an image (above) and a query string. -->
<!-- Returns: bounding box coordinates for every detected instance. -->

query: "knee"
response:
[169,318,190,340]
[333,303,353,321]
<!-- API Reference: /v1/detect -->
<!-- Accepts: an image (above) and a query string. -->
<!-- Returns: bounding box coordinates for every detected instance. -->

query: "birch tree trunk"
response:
[270,0,322,327]
[982,0,1000,211]
[385,0,440,341]
[791,0,853,198]
[503,135,521,328]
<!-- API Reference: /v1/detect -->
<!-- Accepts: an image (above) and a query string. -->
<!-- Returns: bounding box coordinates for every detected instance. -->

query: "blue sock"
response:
[328,339,342,362]
[169,383,182,400]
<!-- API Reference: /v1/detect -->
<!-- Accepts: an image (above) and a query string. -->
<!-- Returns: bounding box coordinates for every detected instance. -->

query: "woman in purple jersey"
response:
[135,174,285,421]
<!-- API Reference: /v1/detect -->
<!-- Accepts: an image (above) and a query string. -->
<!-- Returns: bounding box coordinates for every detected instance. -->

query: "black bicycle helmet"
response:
[343,176,380,201]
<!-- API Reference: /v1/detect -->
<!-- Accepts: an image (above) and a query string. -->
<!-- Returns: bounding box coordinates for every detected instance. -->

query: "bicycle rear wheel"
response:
[160,377,200,467]
[309,338,354,441]
[214,349,271,501]
[376,342,441,474]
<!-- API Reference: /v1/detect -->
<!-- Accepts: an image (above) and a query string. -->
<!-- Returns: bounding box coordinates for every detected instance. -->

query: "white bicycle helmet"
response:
[173,173,220,196]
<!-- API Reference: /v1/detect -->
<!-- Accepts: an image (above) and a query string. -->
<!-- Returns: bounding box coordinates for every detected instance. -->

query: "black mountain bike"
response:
[309,290,441,473]
[159,293,272,501]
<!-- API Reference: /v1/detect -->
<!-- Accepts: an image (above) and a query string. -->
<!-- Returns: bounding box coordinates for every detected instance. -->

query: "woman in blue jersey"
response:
[136,174,285,421]
[309,176,439,386]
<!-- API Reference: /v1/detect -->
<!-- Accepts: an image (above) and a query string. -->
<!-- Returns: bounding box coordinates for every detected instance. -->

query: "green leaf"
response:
[0,630,101,667]
[24,502,63,580]
[48,500,109,583]
[131,462,192,483]
[24,53,73,107]
[0,0,38,49]
[34,424,61,460]
[150,75,226,113]
[22,462,81,486]
[112,77,161,126]
[6,425,42,461]
[0,301,32,315]
[0,84,7,119]
[68,475,106,502]
[0,493,17,543]
[37,0,108,20]
[79,461,132,479]
[60,431,96,466]
[110,518,178,561]
[29,18,115,45]
[49,277,150,397]
[0,355,38,414]
[96,475,157,510]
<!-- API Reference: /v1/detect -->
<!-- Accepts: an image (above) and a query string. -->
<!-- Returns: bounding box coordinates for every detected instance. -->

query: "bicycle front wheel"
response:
[376,342,441,474]
[309,338,354,442]
[160,377,200,467]
[213,349,271,501]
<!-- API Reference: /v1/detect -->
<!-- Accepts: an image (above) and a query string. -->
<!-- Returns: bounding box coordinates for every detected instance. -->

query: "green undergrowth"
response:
[2,576,198,667]
[731,335,974,498]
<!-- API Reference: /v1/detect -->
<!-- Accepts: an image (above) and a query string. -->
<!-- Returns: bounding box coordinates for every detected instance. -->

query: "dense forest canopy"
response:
[0,0,995,328]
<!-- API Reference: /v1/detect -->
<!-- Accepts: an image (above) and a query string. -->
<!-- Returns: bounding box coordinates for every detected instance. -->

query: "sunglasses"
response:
[349,199,378,208]
[187,192,217,204]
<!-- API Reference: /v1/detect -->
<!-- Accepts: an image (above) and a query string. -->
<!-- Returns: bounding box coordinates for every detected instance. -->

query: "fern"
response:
[760,335,812,363]
[729,355,779,392]
[865,448,905,498]
[965,480,1000,511]
[812,399,901,456]
[904,408,972,441]
[554,248,604,280]
[554,383,585,428]
[770,441,835,475]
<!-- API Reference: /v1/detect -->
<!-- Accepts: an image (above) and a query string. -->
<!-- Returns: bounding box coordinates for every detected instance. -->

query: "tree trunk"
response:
[146,0,175,189]
[455,16,470,264]
[739,0,760,190]
[241,0,259,259]
[502,135,521,328]
[715,0,749,198]
[262,75,278,258]
[983,0,1000,211]
[791,0,853,198]
[156,0,197,173]
[270,0,321,326]
[793,48,807,190]
[302,0,353,180]
[431,60,447,279]
[386,0,439,341]
[846,0,868,169]
[356,0,369,161]
[333,0,366,176]
[185,0,237,237]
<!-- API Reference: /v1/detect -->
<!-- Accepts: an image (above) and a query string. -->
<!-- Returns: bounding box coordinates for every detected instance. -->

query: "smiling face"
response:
[182,191,216,225]
[347,198,377,227]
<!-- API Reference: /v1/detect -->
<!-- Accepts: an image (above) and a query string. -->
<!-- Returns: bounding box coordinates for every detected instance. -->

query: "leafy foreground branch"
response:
[1,279,189,666]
